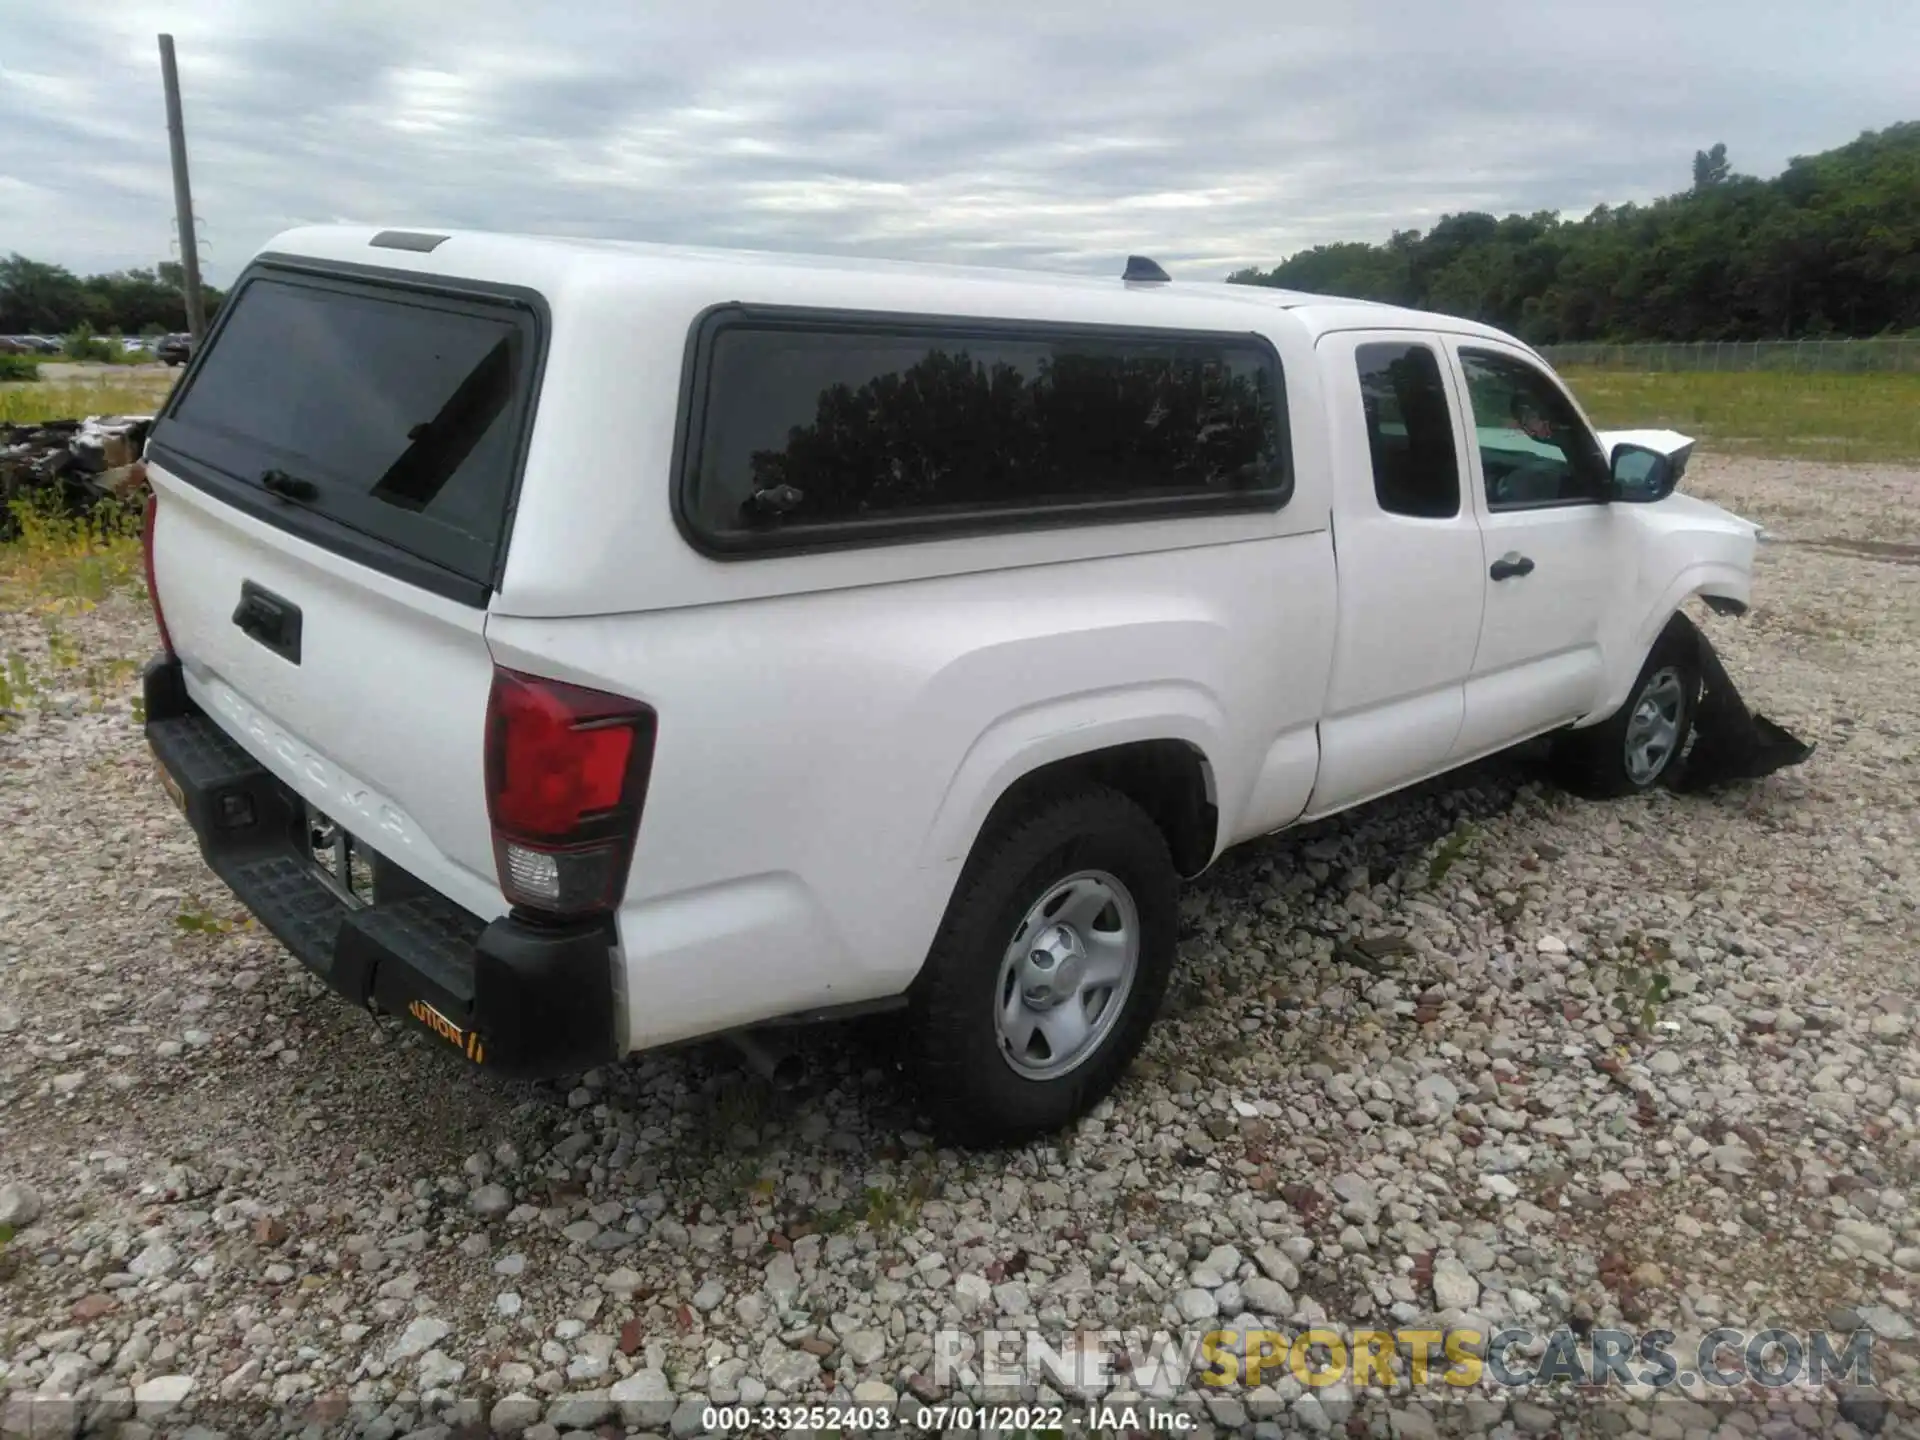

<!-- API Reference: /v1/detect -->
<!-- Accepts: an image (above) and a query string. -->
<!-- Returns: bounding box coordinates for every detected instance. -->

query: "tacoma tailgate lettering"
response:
[205,679,414,846]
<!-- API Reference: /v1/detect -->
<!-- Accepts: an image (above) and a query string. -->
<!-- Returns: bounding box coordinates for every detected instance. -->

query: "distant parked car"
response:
[157,333,194,367]
[0,336,25,355]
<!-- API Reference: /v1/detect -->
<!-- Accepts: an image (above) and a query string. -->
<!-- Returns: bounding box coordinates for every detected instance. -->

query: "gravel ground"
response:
[1,456,1916,1439]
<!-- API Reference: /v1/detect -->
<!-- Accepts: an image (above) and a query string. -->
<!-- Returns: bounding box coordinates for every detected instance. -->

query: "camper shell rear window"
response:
[149,262,545,604]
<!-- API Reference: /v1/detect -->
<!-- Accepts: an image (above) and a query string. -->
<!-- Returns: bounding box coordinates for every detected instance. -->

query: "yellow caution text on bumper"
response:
[407,999,484,1063]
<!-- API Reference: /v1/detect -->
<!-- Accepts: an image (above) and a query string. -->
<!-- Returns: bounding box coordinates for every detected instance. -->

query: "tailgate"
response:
[143,262,546,918]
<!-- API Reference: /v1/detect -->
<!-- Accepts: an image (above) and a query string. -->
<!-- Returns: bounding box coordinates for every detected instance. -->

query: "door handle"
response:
[1490,552,1536,581]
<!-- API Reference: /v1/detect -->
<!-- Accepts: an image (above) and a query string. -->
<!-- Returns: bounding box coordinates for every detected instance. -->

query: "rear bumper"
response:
[142,656,617,1080]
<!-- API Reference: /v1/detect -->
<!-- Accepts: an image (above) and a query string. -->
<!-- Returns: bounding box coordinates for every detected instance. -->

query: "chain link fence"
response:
[1538,338,1920,373]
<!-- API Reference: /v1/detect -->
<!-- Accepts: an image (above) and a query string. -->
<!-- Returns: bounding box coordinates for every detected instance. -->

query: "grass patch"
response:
[0,493,145,612]
[0,356,39,383]
[1562,367,1920,464]
[0,493,154,733]
[0,651,38,719]
[0,626,143,729]
[0,375,176,424]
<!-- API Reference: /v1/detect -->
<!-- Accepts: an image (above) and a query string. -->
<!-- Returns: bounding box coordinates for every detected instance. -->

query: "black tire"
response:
[1553,621,1701,798]
[910,786,1179,1146]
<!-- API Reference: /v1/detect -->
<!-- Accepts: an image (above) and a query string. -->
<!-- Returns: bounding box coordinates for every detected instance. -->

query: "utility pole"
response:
[157,34,207,337]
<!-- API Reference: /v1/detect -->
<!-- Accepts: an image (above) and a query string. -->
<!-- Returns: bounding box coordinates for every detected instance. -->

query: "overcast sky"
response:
[2,1,1913,284]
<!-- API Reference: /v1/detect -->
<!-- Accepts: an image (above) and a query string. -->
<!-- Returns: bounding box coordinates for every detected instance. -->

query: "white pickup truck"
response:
[143,229,1787,1143]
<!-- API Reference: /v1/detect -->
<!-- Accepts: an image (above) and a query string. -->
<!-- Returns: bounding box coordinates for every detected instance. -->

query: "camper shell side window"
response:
[675,305,1293,556]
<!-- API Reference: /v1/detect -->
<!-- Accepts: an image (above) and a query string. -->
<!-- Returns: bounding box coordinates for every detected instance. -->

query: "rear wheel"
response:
[1554,624,1700,797]
[910,787,1178,1146]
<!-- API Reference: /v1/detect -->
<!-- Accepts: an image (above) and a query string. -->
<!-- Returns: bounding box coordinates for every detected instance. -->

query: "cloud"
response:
[2,0,1913,282]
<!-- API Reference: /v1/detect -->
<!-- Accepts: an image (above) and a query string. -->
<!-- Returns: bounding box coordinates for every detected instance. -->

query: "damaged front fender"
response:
[1670,612,1815,791]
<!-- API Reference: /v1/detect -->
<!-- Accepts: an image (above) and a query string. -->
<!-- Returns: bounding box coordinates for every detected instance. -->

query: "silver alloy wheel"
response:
[995,868,1139,1080]
[1624,666,1685,785]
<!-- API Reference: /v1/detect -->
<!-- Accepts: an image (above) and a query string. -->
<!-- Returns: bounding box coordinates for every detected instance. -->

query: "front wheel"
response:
[1554,625,1700,797]
[909,787,1179,1146]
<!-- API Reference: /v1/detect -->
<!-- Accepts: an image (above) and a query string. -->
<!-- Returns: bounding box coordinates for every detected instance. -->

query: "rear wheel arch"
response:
[962,739,1219,879]
[909,782,1182,1144]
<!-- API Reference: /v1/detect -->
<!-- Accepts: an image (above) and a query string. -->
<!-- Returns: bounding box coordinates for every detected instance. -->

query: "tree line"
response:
[1229,122,1919,343]
[6,121,1913,345]
[0,254,225,337]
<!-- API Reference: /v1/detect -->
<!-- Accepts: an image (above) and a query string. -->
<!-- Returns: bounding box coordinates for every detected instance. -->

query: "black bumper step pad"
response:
[143,662,618,1079]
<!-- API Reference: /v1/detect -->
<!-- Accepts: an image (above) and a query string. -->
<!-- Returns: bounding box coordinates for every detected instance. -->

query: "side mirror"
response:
[1609,443,1675,503]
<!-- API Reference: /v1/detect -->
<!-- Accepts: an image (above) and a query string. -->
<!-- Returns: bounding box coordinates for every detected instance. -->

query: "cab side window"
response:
[1459,348,1608,510]
[1356,342,1458,519]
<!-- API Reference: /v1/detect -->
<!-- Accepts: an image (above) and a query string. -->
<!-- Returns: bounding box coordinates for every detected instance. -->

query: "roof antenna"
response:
[1123,255,1171,284]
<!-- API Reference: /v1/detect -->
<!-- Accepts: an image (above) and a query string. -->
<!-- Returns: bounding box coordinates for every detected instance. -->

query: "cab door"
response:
[1444,340,1633,760]
[1306,332,1485,817]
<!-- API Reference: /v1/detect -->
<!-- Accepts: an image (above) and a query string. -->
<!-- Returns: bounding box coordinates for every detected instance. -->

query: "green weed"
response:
[1426,823,1479,886]
[61,326,115,363]
[0,641,143,729]
[1608,933,1674,1034]
[175,898,233,935]
[799,1204,854,1237]
[0,493,145,610]
[863,1156,939,1236]
[0,652,37,722]
[862,1184,917,1233]
[704,1156,758,1207]
[43,618,79,668]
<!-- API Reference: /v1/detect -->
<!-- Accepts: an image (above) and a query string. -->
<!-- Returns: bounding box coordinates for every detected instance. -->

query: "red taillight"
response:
[142,489,174,657]
[484,668,656,917]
